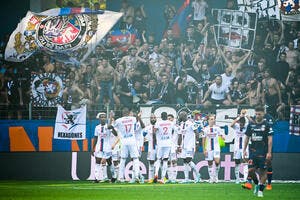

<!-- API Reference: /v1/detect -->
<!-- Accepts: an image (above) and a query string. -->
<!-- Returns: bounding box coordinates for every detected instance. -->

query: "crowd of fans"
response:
[0,0,299,120]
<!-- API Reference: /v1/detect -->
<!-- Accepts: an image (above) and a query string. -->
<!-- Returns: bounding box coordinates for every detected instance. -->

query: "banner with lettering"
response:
[54,105,86,140]
[5,7,122,64]
[290,105,300,136]
[237,0,300,21]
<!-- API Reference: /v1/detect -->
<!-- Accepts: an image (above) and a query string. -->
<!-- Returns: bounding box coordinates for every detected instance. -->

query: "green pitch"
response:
[0,181,299,200]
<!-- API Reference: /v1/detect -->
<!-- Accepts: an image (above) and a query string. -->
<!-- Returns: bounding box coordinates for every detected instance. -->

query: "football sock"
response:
[154,160,160,177]
[109,164,116,179]
[208,166,213,180]
[189,161,199,177]
[95,163,101,180]
[267,167,273,185]
[173,163,178,181]
[167,163,172,180]
[119,158,126,180]
[133,158,140,179]
[103,164,108,179]
[161,160,168,178]
[259,184,265,191]
[184,163,189,180]
[235,164,240,180]
[215,164,220,178]
[149,163,154,180]
[114,163,119,180]
[243,163,248,181]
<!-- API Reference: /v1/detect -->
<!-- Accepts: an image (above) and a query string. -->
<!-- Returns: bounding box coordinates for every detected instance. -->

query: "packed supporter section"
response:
[0,0,299,120]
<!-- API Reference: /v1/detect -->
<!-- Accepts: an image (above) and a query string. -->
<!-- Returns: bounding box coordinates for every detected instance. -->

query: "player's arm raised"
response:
[137,111,145,129]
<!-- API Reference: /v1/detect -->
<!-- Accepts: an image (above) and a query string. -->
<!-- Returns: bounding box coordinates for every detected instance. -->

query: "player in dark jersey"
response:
[243,106,273,198]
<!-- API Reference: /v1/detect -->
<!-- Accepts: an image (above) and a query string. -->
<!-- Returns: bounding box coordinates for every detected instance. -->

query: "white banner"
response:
[5,8,122,64]
[54,105,86,140]
[212,9,257,50]
[290,105,300,136]
[237,0,280,19]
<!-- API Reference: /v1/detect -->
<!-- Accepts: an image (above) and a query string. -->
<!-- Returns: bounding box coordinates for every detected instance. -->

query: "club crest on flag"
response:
[61,111,81,131]
[31,73,64,107]
[278,0,300,14]
[5,8,123,64]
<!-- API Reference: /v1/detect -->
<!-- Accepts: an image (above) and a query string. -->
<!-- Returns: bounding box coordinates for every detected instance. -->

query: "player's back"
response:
[114,116,137,145]
[155,120,174,147]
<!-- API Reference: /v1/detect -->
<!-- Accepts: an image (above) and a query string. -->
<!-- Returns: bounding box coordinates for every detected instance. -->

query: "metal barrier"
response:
[0,102,290,120]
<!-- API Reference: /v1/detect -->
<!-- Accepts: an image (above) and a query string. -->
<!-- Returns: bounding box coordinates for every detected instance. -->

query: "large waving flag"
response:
[5,8,122,64]
[169,0,192,38]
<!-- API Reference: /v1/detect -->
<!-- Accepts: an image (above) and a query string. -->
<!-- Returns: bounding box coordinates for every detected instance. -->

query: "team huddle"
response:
[92,106,273,198]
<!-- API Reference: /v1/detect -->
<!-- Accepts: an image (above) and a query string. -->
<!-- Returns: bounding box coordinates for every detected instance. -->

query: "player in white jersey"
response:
[167,114,179,183]
[178,111,201,183]
[110,108,145,183]
[201,114,225,183]
[154,112,175,183]
[131,111,145,183]
[231,109,250,184]
[143,113,157,183]
[92,112,118,183]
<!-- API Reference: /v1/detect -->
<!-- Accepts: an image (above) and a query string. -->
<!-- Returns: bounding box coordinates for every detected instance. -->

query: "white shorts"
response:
[147,149,157,161]
[120,144,139,159]
[169,145,177,161]
[94,151,112,159]
[157,147,171,160]
[181,148,195,159]
[234,148,249,160]
[205,150,220,161]
[112,148,120,161]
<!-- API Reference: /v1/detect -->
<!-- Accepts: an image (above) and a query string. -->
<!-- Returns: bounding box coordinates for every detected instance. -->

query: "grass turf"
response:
[0,181,299,200]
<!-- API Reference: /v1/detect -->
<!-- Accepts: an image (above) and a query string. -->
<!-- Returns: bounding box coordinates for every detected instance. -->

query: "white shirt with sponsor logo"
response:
[113,116,137,145]
[94,124,112,152]
[144,124,157,151]
[179,119,197,150]
[233,123,247,151]
[202,125,224,151]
